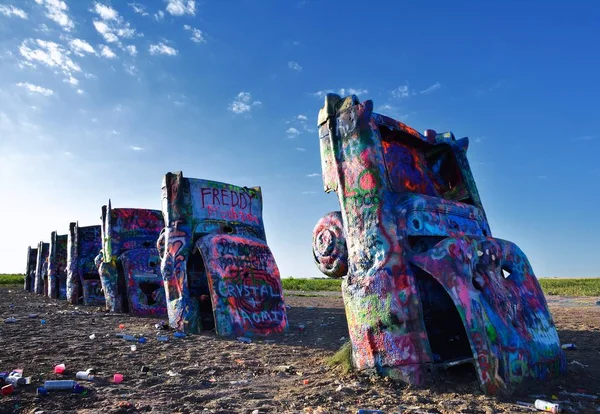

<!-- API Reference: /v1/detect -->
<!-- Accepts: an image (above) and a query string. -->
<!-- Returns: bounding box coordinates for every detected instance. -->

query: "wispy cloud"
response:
[183,25,206,43]
[34,0,74,31]
[16,82,54,96]
[165,0,195,16]
[419,82,441,94]
[125,45,137,56]
[312,88,368,99]
[475,80,507,95]
[288,61,302,71]
[0,4,28,19]
[91,2,136,46]
[130,145,144,151]
[149,42,178,56]
[100,45,116,59]
[128,2,148,16]
[297,114,308,121]
[69,39,96,56]
[571,135,596,142]
[63,76,78,85]
[306,173,321,177]
[391,84,409,99]
[154,10,165,21]
[19,39,81,81]
[295,147,306,152]
[302,191,316,195]
[228,92,261,115]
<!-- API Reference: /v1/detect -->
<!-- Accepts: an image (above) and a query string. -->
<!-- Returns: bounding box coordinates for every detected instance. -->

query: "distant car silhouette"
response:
[312,93,566,394]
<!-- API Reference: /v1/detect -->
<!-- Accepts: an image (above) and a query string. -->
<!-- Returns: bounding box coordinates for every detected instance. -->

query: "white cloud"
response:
[130,145,143,151]
[91,3,136,45]
[313,88,368,99]
[286,127,300,138]
[165,0,195,16]
[288,61,302,71]
[64,76,78,85]
[154,10,164,21]
[0,4,28,19]
[125,45,137,56]
[76,88,84,94]
[34,0,74,31]
[69,39,96,56]
[124,64,138,75]
[129,3,148,16]
[295,147,306,152]
[297,114,308,121]
[16,82,54,96]
[183,25,206,43]
[228,92,261,115]
[302,191,316,195]
[19,39,81,79]
[419,82,441,94]
[391,84,410,99]
[100,45,116,59]
[306,173,321,178]
[149,42,178,56]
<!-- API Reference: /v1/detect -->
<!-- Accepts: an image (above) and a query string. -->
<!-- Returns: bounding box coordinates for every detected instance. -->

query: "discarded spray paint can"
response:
[561,343,577,350]
[36,387,47,396]
[156,335,169,341]
[43,380,76,390]
[75,371,95,381]
[0,372,8,382]
[73,384,86,394]
[122,334,137,341]
[237,336,251,343]
[173,332,186,338]
[1,384,14,396]
[534,399,561,413]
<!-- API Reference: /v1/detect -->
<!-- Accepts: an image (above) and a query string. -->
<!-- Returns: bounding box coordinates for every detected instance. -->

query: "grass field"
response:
[2,274,600,296]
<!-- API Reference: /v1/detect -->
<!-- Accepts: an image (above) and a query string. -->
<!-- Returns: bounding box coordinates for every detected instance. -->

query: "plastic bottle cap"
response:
[113,373,123,384]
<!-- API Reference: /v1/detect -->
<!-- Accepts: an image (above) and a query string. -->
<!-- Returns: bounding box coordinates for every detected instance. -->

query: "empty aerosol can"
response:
[75,371,95,381]
[44,380,76,390]
[534,399,561,414]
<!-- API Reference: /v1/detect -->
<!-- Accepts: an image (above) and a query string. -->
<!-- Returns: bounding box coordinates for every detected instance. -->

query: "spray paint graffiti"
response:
[66,222,104,306]
[34,242,49,295]
[159,171,288,336]
[312,93,566,394]
[96,200,166,315]
[48,232,68,300]
[24,247,38,292]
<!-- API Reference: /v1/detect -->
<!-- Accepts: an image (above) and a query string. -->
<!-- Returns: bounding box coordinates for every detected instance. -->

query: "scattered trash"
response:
[561,343,577,350]
[157,335,169,342]
[306,306,315,310]
[119,324,125,329]
[237,337,252,344]
[40,319,46,326]
[36,387,47,396]
[595,300,600,306]
[166,370,179,377]
[303,379,309,385]
[298,324,306,332]
[113,373,123,384]
[4,317,17,323]
[339,336,346,342]
[138,337,147,344]
[173,332,186,339]
[28,313,38,318]
[533,399,560,413]
[122,335,137,342]
[130,345,137,352]
[140,366,150,374]
[89,334,96,340]
[155,321,168,330]
[559,391,598,400]
[73,384,86,394]
[1,384,14,396]
[76,371,94,381]
[44,380,76,390]
[357,410,385,414]
[54,364,66,374]
[570,360,588,368]
[230,379,249,385]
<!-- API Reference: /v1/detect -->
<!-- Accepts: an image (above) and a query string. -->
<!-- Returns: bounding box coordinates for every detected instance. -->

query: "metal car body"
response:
[311,93,566,395]
[66,222,104,306]
[96,200,167,317]
[158,171,288,337]
[48,231,68,300]
[24,246,38,292]
[34,241,49,295]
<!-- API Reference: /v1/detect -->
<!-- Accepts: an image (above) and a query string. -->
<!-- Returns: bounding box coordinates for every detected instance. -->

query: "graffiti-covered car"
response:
[158,171,288,337]
[24,246,38,292]
[48,231,68,300]
[34,241,49,295]
[66,222,104,306]
[311,93,566,395]
[96,200,167,317]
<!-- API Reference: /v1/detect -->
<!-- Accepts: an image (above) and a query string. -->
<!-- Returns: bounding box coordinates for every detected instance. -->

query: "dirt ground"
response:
[0,287,599,414]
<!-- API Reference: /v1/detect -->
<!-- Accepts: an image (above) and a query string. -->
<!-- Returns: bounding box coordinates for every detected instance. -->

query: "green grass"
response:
[538,278,600,296]
[327,341,353,374]
[281,277,342,292]
[0,274,24,285]
[281,277,600,297]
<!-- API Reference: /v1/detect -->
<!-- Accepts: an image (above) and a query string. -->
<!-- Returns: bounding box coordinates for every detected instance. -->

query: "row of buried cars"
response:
[24,171,289,338]
[23,93,567,396]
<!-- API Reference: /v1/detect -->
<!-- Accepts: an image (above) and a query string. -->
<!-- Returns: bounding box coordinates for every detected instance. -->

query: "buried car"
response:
[34,241,49,295]
[96,200,167,317]
[66,222,104,306]
[311,93,566,395]
[24,246,38,292]
[158,171,288,336]
[48,231,68,300]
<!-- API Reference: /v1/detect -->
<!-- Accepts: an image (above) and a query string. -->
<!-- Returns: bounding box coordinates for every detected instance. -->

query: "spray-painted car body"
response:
[48,231,68,300]
[96,201,167,317]
[66,222,104,306]
[24,247,38,292]
[312,93,566,395]
[34,242,49,295]
[159,171,288,337]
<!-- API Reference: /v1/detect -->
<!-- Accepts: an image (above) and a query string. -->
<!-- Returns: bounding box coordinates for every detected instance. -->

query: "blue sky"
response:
[0,0,598,278]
